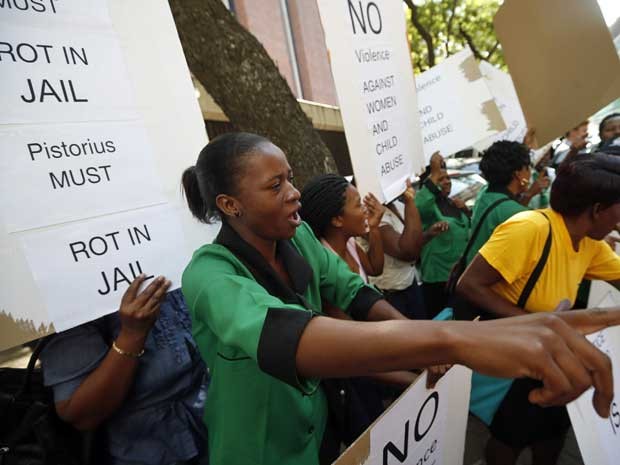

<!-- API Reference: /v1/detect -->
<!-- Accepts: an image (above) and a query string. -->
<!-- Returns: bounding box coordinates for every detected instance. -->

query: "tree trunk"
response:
[169,0,337,188]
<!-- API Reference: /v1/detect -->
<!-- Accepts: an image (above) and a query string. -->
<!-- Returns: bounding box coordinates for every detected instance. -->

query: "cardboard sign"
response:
[473,62,527,152]
[416,48,506,159]
[494,0,620,146]
[0,0,210,351]
[316,0,425,203]
[334,365,472,465]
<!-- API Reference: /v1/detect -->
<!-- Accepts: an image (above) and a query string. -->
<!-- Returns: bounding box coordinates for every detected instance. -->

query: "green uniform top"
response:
[415,180,470,283]
[528,171,550,209]
[182,221,382,465]
[466,185,528,265]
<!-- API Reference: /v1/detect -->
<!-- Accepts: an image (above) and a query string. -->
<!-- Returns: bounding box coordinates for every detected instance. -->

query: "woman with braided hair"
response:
[299,174,385,284]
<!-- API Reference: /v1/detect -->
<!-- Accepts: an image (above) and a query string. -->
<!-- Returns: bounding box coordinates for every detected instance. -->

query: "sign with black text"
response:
[334,365,472,465]
[0,0,209,351]
[317,0,425,203]
[416,48,506,158]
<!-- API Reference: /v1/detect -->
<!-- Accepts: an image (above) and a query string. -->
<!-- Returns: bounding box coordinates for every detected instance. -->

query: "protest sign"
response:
[0,0,209,351]
[473,62,527,152]
[568,323,620,465]
[316,0,424,203]
[494,0,620,146]
[334,365,472,465]
[416,48,506,159]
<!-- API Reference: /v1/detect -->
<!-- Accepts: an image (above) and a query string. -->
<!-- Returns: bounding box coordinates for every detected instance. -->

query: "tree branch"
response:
[445,0,459,56]
[404,0,435,68]
[458,24,484,60]
[485,40,500,61]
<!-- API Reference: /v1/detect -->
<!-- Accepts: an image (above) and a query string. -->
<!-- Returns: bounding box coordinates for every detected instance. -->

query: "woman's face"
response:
[232,143,301,240]
[437,170,452,197]
[514,165,532,194]
[589,202,620,241]
[336,185,368,237]
[601,117,620,143]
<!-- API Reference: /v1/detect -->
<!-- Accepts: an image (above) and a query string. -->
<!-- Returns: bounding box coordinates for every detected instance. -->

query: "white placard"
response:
[316,0,425,203]
[416,48,506,158]
[0,121,166,232]
[0,0,210,351]
[20,204,188,331]
[473,62,528,152]
[0,0,113,29]
[568,323,620,465]
[0,22,138,124]
[335,365,472,465]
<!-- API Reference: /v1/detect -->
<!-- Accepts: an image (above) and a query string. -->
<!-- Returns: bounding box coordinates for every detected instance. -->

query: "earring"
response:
[234,210,241,218]
[520,178,529,187]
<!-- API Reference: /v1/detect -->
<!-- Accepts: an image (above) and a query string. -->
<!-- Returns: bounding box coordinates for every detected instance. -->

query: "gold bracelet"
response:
[112,341,144,358]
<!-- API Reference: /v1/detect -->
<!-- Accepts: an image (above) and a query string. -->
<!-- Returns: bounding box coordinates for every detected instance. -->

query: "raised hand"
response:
[364,192,385,229]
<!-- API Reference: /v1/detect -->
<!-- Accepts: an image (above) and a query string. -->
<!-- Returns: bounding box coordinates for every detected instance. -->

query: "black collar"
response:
[214,222,314,305]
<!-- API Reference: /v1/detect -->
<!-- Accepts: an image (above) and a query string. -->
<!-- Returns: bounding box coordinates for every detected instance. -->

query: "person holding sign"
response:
[299,173,385,286]
[181,132,620,465]
[415,152,470,318]
[457,153,620,465]
[39,275,210,465]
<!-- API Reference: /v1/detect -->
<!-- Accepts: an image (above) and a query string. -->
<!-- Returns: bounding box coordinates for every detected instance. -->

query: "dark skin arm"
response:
[55,275,171,431]
[456,253,528,317]
[379,180,424,262]
[356,193,385,276]
[296,307,619,417]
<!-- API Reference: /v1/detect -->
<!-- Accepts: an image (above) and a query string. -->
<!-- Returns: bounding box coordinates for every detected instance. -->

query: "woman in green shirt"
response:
[180,132,619,465]
[415,153,470,318]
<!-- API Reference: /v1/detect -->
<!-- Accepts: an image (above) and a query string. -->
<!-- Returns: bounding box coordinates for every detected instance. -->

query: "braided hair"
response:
[299,174,350,238]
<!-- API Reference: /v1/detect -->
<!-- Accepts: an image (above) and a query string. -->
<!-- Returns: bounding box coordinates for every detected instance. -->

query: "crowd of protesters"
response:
[34,113,620,465]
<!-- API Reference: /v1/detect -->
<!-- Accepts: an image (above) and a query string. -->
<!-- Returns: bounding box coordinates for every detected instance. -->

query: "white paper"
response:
[0,0,113,30]
[316,0,425,203]
[20,204,190,331]
[0,121,166,232]
[0,23,138,124]
[473,62,528,151]
[0,0,210,351]
[416,48,506,158]
[364,366,471,464]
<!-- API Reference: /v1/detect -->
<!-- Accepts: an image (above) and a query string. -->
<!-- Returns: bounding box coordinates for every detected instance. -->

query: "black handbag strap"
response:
[460,197,511,263]
[16,335,55,398]
[517,212,552,309]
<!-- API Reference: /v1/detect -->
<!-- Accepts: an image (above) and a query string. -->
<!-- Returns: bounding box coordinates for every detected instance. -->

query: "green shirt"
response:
[465,185,528,264]
[182,222,382,465]
[415,181,470,283]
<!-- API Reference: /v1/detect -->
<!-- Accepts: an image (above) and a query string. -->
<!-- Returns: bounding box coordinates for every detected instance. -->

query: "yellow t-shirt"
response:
[479,208,620,312]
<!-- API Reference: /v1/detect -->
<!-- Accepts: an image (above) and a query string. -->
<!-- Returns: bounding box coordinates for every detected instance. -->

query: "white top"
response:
[366,201,419,291]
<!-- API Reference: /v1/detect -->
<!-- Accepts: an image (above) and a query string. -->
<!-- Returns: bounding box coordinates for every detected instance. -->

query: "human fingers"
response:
[134,276,166,307]
[145,279,171,311]
[121,274,147,307]
[536,316,613,416]
[527,352,580,407]
[558,307,620,336]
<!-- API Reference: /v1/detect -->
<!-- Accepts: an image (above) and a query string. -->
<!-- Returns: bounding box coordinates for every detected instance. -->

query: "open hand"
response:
[364,192,385,229]
[119,275,171,338]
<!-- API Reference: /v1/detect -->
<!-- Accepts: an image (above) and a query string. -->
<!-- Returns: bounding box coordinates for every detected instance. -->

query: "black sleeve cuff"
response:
[257,308,314,391]
[347,286,384,321]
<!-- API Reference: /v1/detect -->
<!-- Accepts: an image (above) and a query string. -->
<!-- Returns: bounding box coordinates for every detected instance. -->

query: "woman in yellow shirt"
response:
[458,153,620,465]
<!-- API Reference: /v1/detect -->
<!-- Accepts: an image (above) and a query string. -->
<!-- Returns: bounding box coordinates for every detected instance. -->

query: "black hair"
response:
[599,112,620,137]
[551,153,620,216]
[181,132,270,223]
[299,174,350,238]
[479,140,531,188]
